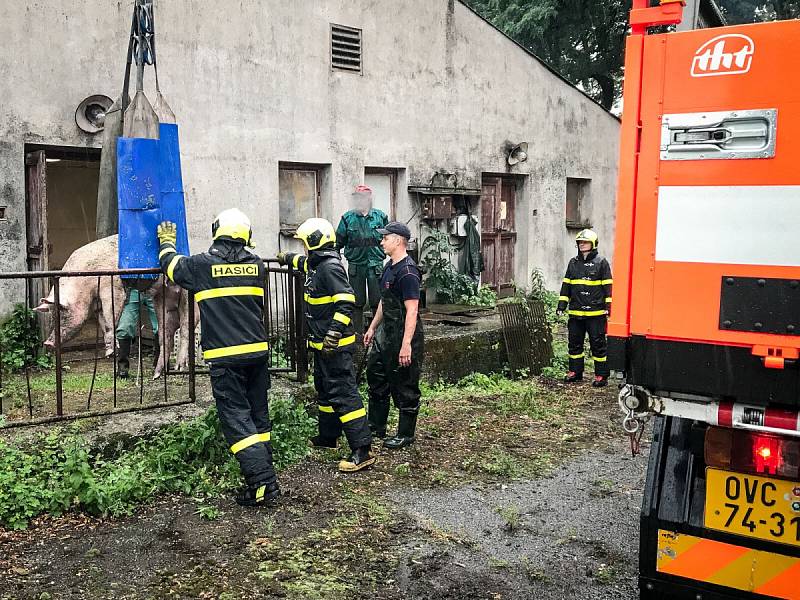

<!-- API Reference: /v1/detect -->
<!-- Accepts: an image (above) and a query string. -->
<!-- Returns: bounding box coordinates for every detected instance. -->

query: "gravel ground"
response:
[392,432,652,600]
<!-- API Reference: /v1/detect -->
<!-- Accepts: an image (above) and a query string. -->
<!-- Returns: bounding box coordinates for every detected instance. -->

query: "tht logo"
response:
[691,34,755,78]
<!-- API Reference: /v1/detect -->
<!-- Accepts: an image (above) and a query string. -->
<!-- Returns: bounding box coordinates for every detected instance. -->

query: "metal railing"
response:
[0,262,306,428]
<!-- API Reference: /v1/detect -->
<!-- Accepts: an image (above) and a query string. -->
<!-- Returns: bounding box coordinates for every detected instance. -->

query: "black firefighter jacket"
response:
[159,238,269,365]
[285,250,357,350]
[556,249,613,318]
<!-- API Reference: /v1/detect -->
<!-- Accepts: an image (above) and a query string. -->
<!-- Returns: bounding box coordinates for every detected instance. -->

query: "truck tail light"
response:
[705,426,800,480]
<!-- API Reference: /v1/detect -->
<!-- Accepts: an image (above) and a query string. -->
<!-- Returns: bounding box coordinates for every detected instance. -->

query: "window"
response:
[364,168,397,220]
[278,164,321,232]
[331,24,362,74]
[565,177,591,228]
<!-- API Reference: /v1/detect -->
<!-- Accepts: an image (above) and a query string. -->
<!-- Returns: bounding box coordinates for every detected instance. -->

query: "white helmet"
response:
[212,208,252,245]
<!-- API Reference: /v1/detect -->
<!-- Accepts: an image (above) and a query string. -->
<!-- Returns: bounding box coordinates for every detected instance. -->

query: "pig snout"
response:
[35,298,51,313]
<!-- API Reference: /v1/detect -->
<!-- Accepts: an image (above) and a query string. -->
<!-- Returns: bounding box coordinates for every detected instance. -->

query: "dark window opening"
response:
[566,177,591,229]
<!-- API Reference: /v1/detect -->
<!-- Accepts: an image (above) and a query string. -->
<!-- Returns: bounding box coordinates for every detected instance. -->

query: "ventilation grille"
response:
[331,24,362,73]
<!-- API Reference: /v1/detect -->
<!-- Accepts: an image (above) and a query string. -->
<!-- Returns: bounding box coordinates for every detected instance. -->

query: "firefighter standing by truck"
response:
[156,209,279,507]
[335,185,388,334]
[277,218,375,472]
[557,228,612,387]
[364,221,424,449]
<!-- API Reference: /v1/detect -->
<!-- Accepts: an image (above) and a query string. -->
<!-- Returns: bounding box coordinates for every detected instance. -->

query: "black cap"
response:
[377,221,411,239]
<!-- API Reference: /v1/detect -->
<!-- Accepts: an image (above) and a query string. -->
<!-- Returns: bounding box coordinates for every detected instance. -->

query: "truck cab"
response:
[609,2,800,598]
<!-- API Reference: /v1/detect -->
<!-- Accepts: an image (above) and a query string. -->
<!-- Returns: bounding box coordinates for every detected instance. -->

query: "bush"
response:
[0,397,316,529]
[0,304,53,371]
[420,227,479,304]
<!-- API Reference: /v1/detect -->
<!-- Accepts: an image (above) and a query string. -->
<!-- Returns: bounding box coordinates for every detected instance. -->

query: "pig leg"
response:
[99,277,126,357]
[175,290,196,372]
[152,279,181,379]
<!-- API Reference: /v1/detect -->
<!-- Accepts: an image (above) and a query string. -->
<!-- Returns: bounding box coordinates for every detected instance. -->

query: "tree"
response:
[468,0,793,109]
[467,0,630,109]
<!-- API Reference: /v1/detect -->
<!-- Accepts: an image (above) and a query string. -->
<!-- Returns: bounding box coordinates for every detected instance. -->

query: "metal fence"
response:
[0,262,306,428]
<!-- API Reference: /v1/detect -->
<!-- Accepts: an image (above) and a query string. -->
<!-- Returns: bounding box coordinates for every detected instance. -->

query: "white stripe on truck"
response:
[655,185,800,266]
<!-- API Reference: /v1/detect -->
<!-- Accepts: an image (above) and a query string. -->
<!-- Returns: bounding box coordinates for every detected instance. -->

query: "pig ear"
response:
[34,302,50,313]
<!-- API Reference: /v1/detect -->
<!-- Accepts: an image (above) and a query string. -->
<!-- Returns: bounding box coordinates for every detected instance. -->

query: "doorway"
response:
[364,167,397,220]
[480,175,517,297]
[25,145,101,294]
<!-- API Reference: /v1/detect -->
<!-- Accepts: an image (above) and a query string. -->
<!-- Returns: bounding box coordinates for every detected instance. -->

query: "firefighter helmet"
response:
[294,217,336,251]
[575,228,598,250]
[212,208,252,245]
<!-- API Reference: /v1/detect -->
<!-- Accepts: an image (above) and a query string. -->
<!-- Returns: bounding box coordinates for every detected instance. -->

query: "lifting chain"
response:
[620,385,649,457]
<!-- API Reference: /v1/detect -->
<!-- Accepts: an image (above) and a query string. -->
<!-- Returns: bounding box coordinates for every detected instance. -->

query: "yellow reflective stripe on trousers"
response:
[166,255,184,282]
[159,246,175,259]
[564,279,604,286]
[593,356,607,362]
[340,407,366,423]
[333,312,351,325]
[230,431,271,454]
[568,309,607,317]
[195,286,264,302]
[308,334,357,350]
[256,485,265,501]
[569,353,585,359]
[203,341,269,360]
[318,405,335,413]
[605,297,612,303]
[558,296,570,302]
[601,279,613,285]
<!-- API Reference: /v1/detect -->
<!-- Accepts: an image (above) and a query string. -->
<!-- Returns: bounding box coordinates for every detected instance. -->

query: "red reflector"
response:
[705,427,800,480]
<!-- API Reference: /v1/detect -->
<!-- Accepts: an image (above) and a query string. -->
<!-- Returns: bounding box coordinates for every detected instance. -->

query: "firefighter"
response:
[556,228,612,387]
[276,218,375,472]
[363,221,424,449]
[335,185,388,334]
[156,209,279,506]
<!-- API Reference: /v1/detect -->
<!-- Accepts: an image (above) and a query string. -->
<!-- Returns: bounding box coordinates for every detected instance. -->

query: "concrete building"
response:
[0,0,620,313]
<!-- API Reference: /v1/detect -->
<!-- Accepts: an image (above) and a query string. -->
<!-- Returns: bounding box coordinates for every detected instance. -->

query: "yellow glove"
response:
[157,221,177,246]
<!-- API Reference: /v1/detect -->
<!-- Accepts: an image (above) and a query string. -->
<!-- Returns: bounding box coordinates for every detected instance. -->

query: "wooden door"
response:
[480,176,516,297]
[26,150,49,304]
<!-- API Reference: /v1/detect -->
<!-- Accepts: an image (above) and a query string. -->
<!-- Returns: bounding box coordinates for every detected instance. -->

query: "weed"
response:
[0,305,53,372]
[590,479,616,498]
[495,504,522,533]
[594,563,618,584]
[0,397,314,529]
[488,556,510,568]
[394,462,411,477]
[195,504,221,520]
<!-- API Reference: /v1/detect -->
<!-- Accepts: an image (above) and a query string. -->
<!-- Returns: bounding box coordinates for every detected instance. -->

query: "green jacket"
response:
[335,208,388,267]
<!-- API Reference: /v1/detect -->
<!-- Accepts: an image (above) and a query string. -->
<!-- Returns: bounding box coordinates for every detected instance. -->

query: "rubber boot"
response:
[592,375,608,388]
[338,445,376,472]
[235,480,280,507]
[564,371,583,383]
[384,412,418,449]
[368,399,390,440]
[117,338,132,379]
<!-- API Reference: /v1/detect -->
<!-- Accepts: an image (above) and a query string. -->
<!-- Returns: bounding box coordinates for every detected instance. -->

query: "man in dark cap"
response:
[363,222,425,449]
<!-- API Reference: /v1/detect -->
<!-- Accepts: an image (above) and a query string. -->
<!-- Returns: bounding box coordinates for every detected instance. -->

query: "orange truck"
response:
[608,2,800,598]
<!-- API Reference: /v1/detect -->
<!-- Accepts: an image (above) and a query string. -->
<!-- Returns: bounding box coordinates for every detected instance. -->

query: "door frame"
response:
[364,166,397,220]
[480,174,518,298]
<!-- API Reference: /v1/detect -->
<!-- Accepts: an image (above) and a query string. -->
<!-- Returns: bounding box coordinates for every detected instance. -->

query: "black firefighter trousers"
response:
[313,348,372,450]
[366,330,424,435]
[210,361,277,488]
[567,316,609,377]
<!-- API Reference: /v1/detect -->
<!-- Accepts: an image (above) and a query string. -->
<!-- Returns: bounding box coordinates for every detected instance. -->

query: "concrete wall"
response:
[0,0,619,315]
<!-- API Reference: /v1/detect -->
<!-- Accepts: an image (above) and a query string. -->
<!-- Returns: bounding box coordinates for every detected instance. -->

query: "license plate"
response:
[705,468,800,548]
